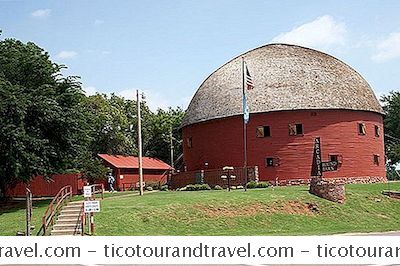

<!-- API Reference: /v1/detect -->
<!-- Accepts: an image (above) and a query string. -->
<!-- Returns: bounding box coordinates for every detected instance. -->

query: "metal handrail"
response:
[80,205,86,236]
[37,185,72,236]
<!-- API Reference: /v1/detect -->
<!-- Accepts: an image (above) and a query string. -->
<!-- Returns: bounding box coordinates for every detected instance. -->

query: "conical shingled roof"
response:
[182,44,383,127]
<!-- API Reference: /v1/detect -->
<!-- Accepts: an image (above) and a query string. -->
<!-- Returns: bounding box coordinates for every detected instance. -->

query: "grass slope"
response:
[1,182,400,236]
[94,182,400,236]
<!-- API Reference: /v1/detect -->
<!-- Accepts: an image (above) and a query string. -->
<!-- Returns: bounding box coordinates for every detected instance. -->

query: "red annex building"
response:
[98,154,172,190]
[181,44,386,184]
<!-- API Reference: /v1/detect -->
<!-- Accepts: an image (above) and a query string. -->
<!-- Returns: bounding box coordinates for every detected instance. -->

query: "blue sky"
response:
[1,0,399,110]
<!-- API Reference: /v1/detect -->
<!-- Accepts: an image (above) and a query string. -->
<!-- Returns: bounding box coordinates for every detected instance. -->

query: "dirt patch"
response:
[195,200,319,218]
[376,213,389,219]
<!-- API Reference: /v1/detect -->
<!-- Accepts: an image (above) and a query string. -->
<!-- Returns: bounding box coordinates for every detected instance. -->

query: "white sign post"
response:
[84,201,100,213]
[84,200,100,236]
[83,186,92,198]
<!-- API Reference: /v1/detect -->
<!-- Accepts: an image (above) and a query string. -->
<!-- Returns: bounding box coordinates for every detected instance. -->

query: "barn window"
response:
[375,125,380,137]
[265,157,280,167]
[289,123,303,135]
[329,154,343,164]
[330,155,338,162]
[373,154,380,165]
[265,157,274,167]
[187,137,192,148]
[256,126,271,138]
[358,123,366,135]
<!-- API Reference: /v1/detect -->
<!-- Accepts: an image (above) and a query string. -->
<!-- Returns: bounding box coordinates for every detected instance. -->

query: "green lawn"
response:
[1,182,400,236]
[0,191,138,236]
[94,182,400,235]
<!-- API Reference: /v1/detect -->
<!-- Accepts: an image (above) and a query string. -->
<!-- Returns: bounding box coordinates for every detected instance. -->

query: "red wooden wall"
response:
[100,164,168,191]
[117,168,168,188]
[182,109,385,182]
[5,173,84,197]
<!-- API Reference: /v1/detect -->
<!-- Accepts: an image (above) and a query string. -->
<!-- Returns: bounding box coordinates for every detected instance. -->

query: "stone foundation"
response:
[269,176,386,186]
[309,177,346,203]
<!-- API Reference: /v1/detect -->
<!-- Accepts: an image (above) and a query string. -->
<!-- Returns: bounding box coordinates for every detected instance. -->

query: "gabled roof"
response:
[98,154,172,170]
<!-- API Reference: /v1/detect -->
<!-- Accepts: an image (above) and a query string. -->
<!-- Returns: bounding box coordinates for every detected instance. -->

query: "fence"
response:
[5,174,84,197]
[169,166,258,189]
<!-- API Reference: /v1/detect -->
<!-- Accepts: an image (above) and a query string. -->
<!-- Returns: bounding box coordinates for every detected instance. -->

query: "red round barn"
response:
[181,44,385,184]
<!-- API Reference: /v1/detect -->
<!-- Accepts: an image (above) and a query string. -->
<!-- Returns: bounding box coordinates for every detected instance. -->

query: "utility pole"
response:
[137,90,144,196]
[170,126,174,169]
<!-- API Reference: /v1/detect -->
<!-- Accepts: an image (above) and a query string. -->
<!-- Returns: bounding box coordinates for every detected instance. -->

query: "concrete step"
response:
[57,218,80,223]
[60,209,81,215]
[62,205,82,210]
[51,229,81,236]
[68,201,84,206]
[53,224,80,230]
[56,219,80,224]
[57,213,80,220]
[50,201,85,236]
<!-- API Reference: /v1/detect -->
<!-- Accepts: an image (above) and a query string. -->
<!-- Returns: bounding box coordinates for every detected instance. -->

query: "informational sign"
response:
[321,161,338,172]
[311,137,322,177]
[83,186,92,198]
[84,200,100,213]
[120,175,124,180]
[312,137,339,176]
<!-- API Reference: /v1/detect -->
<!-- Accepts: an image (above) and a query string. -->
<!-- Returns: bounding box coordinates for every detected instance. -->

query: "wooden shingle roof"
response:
[182,44,383,127]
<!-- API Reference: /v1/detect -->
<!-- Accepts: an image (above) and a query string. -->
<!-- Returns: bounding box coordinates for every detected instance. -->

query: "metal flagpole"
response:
[137,89,144,196]
[242,58,248,191]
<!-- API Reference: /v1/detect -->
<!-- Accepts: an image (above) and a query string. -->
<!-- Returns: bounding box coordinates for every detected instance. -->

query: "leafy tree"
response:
[82,93,184,166]
[79,156,109,184]
[145,107,185,164]
[382,91,400,165]
[0,39,88,195]
[0,37,184,198]
[386,164,400,181]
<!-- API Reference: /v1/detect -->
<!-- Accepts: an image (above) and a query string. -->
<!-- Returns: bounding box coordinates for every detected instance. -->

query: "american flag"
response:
[245,63,254,90]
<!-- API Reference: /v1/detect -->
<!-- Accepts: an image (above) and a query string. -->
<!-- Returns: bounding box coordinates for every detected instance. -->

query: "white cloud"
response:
[94,19,104,26]
[56,51,77,59]
[371,32,400,62]
[271,15,347,50]
[31,9,51,18]
[84,86,98,96]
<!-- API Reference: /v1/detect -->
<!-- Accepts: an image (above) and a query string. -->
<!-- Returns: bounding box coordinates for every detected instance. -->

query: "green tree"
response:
[145,107,185,164]
[0,39,88,195]
[82,92,155,156]
[382,91,400,165]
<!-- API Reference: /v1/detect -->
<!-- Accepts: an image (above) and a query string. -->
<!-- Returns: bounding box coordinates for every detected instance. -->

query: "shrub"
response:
[146,181,161,190]
[246,181,258,189]
[184,184,211,191]
[213,185,223,190]
[185,184,196,191]
[200,184,211,190]
[256,182,269,188]
[146,186,153,191]
[160,185,168,191]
